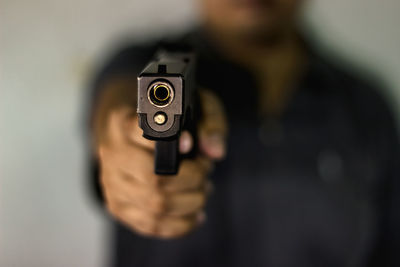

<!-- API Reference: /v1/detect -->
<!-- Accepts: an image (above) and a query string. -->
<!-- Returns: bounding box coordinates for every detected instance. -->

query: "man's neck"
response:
[205,25,307,117]
[205,25,300,67]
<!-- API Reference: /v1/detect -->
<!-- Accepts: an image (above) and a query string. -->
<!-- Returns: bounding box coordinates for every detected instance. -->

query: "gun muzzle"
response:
[148,81,174,107]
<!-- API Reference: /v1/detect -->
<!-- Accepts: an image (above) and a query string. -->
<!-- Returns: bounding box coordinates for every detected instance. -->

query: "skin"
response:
[200,0,303,42]
[95,0,304,238]
[200,0,306,116]
[95,78,227,238]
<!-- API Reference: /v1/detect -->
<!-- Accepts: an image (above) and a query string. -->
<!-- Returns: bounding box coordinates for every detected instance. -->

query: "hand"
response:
[97,89,227,238]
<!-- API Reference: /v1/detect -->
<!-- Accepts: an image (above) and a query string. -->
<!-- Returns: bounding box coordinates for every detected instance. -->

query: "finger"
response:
[199,90,228,135]
[108,185,206,218]
[114,206,200,239]
[100,152,209,214]
[165,191,206,216]
[160,157,212,192]
[100,137,213,190]
[100,165,160,212]
[179,131,193,154]
[98,142,160,186]
[102,159,208,215]
[121,111,155,151]
[197,211,207,224]
[101,153,208,215]
[102,106,155,151]
[198,89,228,160]
[101,107,129,148]
[199,133,226,160]
[109,108,195,154]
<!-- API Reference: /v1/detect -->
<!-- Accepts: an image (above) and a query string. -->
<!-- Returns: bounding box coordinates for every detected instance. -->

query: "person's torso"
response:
[106,31,391,267]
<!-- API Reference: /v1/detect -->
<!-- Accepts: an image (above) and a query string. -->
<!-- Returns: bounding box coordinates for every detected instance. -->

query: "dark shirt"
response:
[89,30,400,266]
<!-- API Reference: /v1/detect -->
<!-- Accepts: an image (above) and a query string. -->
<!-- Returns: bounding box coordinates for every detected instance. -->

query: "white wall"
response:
[1,0,399,266]
[303,0,400,115]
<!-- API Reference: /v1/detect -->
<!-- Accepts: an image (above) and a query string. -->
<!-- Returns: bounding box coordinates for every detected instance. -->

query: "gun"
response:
[137,48,197,175]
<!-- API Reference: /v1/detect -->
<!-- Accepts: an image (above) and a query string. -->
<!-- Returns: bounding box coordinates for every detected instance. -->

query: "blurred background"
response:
[1,0,399,266]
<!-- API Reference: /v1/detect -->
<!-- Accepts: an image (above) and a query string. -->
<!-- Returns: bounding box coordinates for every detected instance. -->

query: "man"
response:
[89,0,400,266]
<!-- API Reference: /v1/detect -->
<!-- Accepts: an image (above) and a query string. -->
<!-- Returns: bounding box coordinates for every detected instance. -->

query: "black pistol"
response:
[137,48,197,175]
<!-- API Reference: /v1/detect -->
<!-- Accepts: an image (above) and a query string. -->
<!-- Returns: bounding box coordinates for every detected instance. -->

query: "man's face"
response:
[200,0,303,38]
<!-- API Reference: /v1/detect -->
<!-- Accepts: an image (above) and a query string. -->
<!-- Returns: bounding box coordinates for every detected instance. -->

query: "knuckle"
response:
[119,208,160,237]
[147,191,168,215]
[105,199,120,217]
[197,193,207,208]
[102,184,115,203]
[99,173,117,195]
[136,213,158,233]
[134,226,157,238]
[183,159,208,175]
[168,218,195,237]
[192,169,207,183]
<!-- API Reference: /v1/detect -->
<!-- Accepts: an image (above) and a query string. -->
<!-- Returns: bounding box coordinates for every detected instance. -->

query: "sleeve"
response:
[383,114,400,266]
[366,90,400,266]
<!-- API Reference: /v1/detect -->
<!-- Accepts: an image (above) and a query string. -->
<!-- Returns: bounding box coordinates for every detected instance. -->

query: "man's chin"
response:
[231,19,286,42]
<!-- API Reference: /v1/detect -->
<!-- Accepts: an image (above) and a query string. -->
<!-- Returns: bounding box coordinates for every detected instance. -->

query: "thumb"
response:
[198,89,228,160]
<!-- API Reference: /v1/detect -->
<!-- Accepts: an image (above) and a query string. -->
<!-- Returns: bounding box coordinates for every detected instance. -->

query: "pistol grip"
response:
[155,139,179,175]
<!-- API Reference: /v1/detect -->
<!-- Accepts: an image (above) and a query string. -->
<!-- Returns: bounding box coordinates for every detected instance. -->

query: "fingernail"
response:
[179,132,192,154]
[197,212,206,224]
[204,134,226,159]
